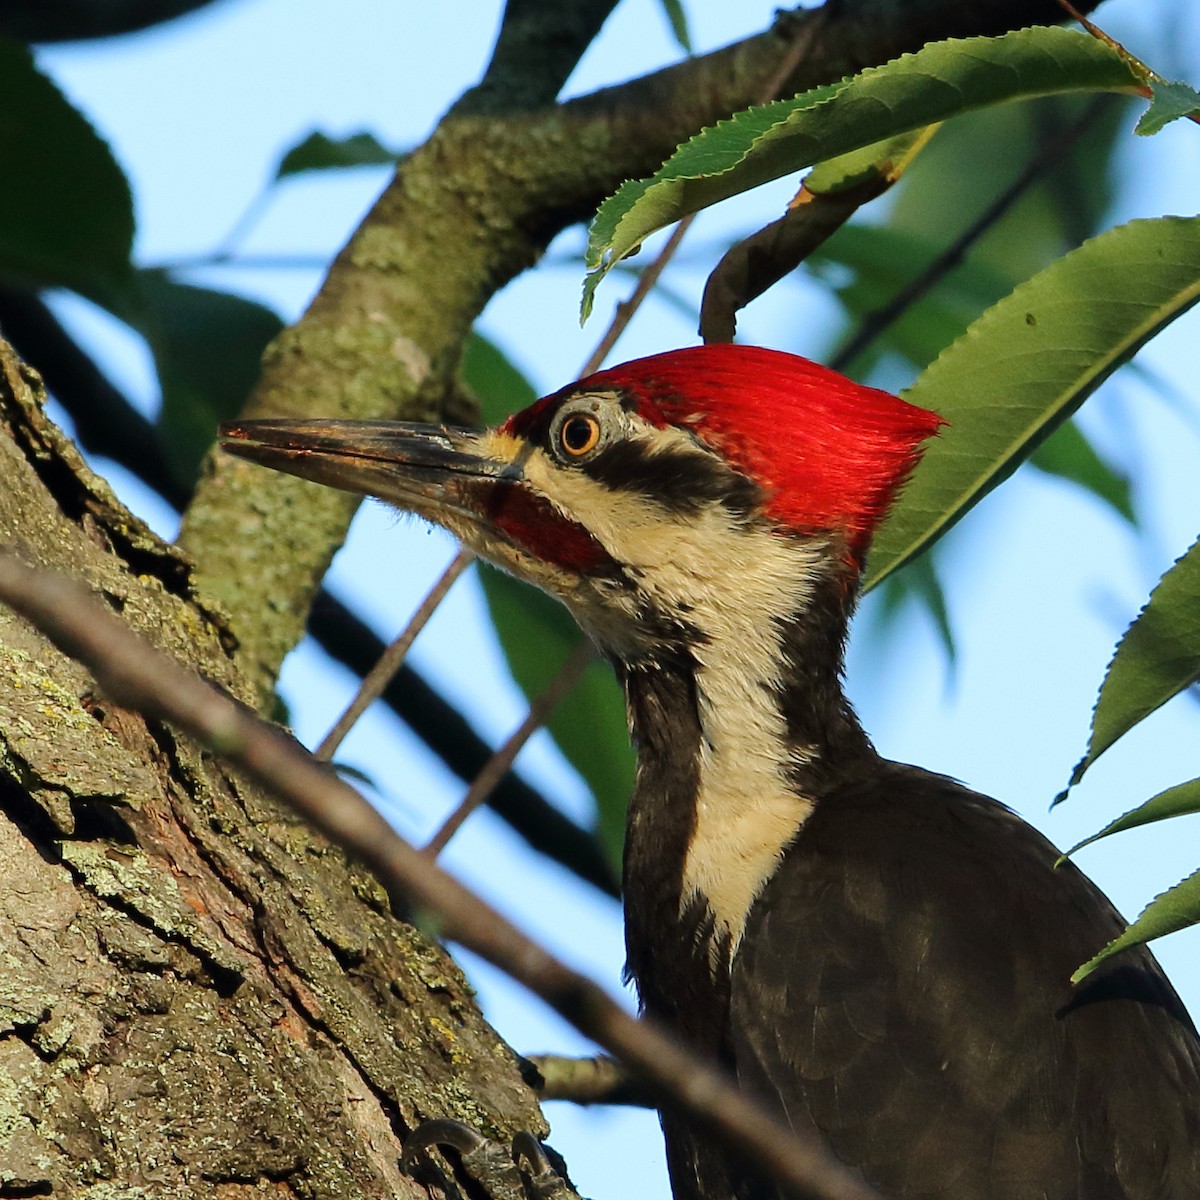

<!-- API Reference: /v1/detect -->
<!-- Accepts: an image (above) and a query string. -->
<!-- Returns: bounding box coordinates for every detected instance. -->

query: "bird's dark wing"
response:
[730,763,1200,1200]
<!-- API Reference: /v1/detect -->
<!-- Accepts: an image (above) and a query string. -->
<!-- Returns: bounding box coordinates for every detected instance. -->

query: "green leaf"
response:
[1065,535,1200,789]
[583,27,1142,314]
[805,126,938,196]
[129,272,283,489]
[1067,779,1200,858]
[477,565,633,870]
[0,37,133,300]
[864,216,1200,590]
[1029,419,1135,524]
[275,130,398,180]
[658,0,691,54]
[1072,865,1200,983]
[1135,79,1200,136]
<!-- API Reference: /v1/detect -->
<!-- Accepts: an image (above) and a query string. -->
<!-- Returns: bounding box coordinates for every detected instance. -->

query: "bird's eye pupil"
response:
[560,413,601,457]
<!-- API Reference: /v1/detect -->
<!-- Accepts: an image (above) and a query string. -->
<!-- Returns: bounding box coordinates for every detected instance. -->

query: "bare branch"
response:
[0,552,882,1200]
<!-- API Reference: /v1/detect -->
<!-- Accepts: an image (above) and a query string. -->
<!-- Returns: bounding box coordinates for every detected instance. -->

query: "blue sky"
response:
[36,2,1200,1195]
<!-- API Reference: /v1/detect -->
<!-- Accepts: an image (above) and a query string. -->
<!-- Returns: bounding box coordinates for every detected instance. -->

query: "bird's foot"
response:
[402,1118,580,1200]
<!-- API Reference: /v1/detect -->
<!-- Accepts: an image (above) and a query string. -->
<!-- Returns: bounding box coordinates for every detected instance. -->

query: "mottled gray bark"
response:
[0,337,551,1197]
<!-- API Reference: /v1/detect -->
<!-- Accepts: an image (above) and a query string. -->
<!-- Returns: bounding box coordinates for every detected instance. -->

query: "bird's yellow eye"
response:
[558,412,602,458]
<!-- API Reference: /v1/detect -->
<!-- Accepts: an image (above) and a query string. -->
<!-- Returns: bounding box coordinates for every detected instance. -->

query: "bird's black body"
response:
[221,344,1200,1200]
[618,590,1200,1200]
[734,765,1200,1199]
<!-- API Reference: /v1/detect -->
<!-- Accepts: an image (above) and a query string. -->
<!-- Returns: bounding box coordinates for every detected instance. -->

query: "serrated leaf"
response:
[1135,79,1200,137]
[1030,418,1135,524]
[1067,779,1200,858]
[805,126,938,196]
[128,272,283,489]
[0,37,133,300]
[275,130,398,180]
[583,27,1143,314]
[864,216,1200,590]
[1072,866,1200,984]
[1065,535,1200,789]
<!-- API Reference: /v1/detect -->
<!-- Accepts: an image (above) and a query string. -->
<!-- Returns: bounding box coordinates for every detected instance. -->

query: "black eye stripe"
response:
[583,441,761,520]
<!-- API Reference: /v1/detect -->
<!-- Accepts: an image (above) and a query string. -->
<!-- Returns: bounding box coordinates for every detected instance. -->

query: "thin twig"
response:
[0,553,882,1200]
[425,638,595,856]
[831,93,1113,373]
[316,547,473,760]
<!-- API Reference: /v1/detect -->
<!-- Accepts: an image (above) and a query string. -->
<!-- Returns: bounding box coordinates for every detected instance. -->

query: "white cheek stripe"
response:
[506,424,821,967]
[683,529,819,968]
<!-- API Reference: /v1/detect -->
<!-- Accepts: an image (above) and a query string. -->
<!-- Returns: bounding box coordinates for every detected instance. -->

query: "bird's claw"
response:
[402,1118,579,1200]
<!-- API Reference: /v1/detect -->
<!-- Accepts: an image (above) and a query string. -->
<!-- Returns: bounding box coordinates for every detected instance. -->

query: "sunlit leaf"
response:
[866,216,1200,589]
[1135,79,1200,136]
[1072,865,1200,983]
[583,27,1142,314]
[0,37,133,300]
[1065,534,1200,789]
[1067,779,1200,857]
[805,126,938,196]
[275,130,398,180]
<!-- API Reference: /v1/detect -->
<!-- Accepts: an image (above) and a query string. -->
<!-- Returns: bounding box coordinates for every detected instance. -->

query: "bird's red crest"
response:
[513,346,943,564]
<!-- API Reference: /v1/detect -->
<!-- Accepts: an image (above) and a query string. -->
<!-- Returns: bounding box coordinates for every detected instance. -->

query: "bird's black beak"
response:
[220,417,613,585]
[219,418,520,525]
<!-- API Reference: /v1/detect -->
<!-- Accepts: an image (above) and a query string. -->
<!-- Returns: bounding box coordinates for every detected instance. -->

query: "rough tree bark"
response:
[0,339,546,1196]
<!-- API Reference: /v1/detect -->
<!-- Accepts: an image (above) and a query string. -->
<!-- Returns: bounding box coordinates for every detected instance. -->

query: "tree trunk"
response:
[0,335,550,1197]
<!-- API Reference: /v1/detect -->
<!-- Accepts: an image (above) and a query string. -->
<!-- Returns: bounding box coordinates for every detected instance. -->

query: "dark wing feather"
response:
[730,762,1200,1200]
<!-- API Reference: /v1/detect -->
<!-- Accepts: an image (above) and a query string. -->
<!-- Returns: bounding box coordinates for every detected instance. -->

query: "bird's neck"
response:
[617,551,872,1020]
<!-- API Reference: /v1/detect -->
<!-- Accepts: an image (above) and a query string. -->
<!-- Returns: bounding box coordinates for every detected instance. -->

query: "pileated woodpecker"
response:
[223,345,1200,1199]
